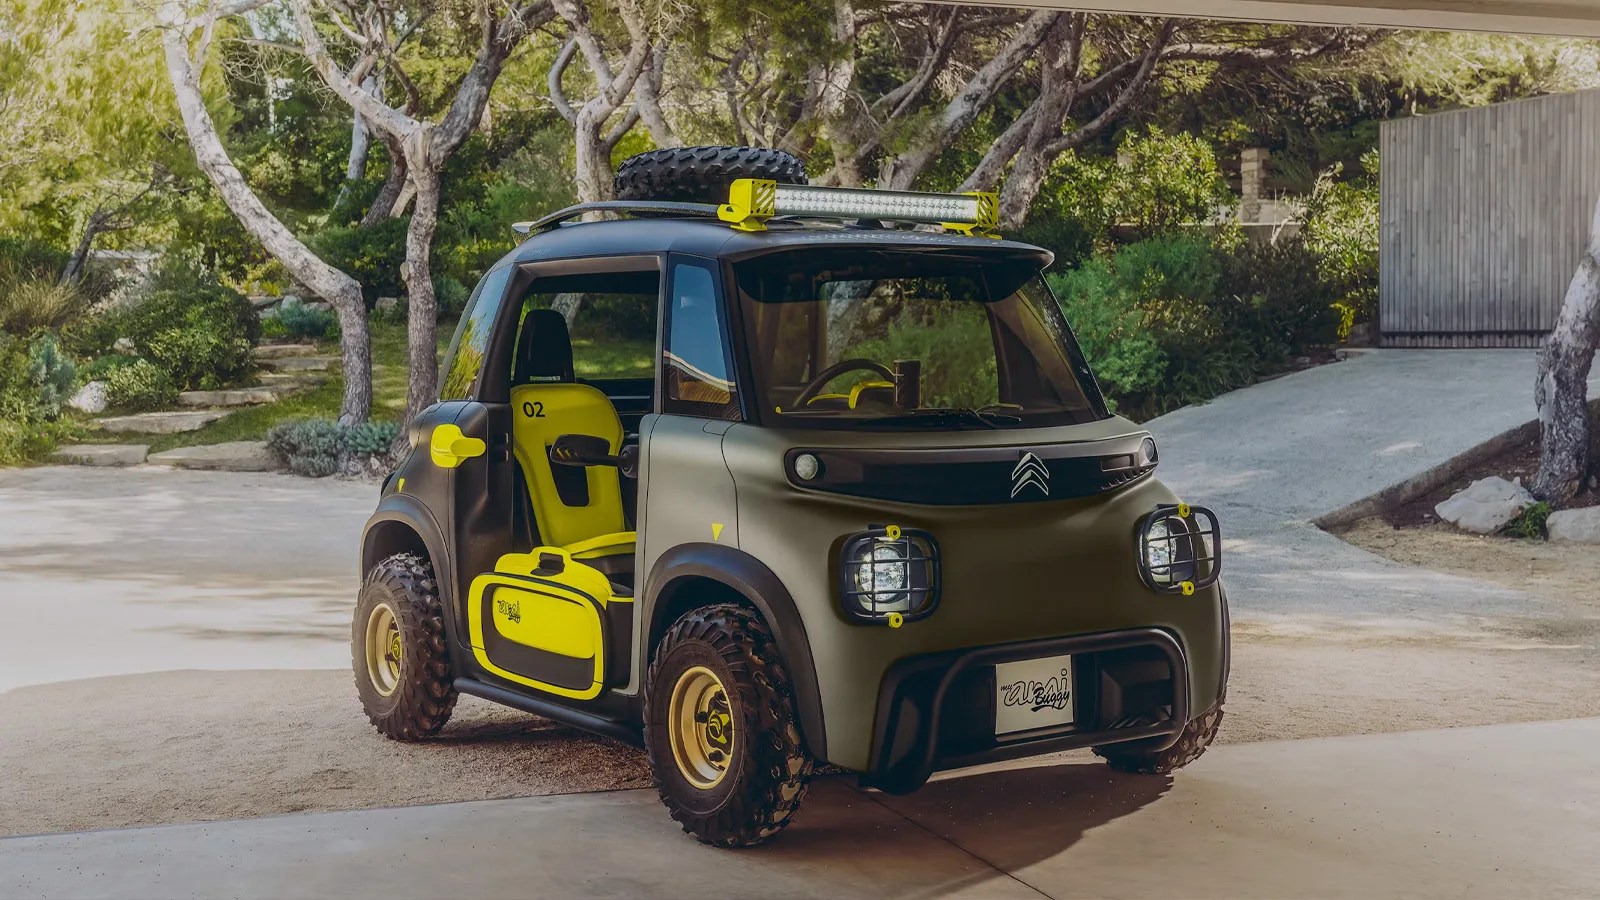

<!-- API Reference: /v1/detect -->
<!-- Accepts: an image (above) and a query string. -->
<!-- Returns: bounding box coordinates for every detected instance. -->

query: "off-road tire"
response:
[353,553,457,740]
[614,146,808,204]
[1094,701,1224,775]
[642,604,814,847]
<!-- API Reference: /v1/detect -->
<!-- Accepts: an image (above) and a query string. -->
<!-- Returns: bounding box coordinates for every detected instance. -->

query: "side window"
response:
[663,260,739,419]
[516,270,659,383]
[440,265,515,401]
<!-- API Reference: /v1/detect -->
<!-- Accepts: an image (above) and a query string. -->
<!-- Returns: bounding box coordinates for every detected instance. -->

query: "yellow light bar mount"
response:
[718,179,1000,237]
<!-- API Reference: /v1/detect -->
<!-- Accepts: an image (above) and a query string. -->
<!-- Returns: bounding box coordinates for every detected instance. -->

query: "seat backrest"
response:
[508,308,627,548]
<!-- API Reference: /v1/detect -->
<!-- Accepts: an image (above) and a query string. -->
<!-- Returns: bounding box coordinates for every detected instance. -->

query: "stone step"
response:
[147,441,276,472]
[261,356,339,373]
[49,444,150,466]
[257,372,325,387]
[177,388,281,408]
[254,344,319,360]
[95,410,228,435]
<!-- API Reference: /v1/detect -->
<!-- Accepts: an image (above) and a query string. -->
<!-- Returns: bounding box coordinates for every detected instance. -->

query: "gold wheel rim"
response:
[667,666,735,789]
[365,604,402,697]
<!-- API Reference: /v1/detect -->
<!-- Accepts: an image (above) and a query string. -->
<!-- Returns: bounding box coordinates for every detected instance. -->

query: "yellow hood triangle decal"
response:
[711,523,725,541]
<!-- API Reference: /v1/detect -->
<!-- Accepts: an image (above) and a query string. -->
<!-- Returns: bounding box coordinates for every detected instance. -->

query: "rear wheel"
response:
[643,604,814,847]
[1094,700,1224,775]
[614,146,808,204]
[353,553,457,740]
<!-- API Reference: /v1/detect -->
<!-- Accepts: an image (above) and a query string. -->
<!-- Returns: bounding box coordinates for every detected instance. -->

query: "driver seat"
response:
[508,310,635,574]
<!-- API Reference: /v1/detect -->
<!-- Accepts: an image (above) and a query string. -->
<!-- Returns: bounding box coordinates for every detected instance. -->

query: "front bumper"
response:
[860,628,1190,794]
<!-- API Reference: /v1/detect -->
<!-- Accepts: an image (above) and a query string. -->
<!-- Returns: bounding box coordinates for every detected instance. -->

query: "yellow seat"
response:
[508,381,634,562]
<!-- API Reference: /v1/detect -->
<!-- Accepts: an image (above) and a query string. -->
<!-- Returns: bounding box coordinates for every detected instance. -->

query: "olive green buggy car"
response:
[354,146,1229,847]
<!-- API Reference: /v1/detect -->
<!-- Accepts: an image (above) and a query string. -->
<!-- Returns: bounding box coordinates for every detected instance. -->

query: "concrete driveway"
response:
[1148,349,1600,640]
[4,718,1596,899]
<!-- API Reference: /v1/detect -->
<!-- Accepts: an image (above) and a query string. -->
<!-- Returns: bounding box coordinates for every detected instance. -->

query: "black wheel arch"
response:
[361,497,461,656]
[642,542,827,761]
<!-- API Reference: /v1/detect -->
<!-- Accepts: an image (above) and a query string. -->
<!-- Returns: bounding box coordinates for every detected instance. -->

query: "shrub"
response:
[272,300,340,340]
[434,275,471,321]
[851,303,1000,409]
[308,218,408,308]
[0,418,77,466]
[104,359,177,411]
[80,354,141,380]
[26,335,76,418]
[1302,151,1379,338]
[1050,260,1167,408]
[266,419,400,477]
[118,268,260,390]
[0,276,90,337]
[0,238,69,282]
[1503,502,1552,540]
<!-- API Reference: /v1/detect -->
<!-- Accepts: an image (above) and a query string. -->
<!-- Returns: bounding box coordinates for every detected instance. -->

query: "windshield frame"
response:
[728,249,1111,431]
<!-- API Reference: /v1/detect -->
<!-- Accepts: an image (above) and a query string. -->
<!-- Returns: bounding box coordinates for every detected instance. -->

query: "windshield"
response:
[735,250,1108,430]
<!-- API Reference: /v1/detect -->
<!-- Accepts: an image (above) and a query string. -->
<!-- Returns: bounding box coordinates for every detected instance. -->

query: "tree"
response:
[1532,199,1600,501]
[286,0,554,423]
[158,0,372,425]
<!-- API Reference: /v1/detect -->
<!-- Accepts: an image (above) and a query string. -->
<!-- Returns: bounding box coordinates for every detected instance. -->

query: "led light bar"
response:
[718,179,999,236]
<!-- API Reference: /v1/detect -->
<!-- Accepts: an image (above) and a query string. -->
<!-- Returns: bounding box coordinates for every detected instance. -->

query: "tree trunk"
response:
[401,158,442,424]
[60,206,105,285]
[360,134,409,227]
[333,74,379,214]
[162,27,372,425]
[1532,196,1600,501]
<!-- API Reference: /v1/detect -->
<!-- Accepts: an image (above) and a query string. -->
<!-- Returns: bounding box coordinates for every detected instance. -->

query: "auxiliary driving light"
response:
[719,179,999,236]
[1135,504,1221,594]
[839,525,940,625]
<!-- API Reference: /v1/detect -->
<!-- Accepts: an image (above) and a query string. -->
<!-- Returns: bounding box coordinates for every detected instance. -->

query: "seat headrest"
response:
[514,309,575,384]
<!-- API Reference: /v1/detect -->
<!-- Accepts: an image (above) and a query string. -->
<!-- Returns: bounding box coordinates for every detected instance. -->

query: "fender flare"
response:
[360,496,460,652]
[642,542,827,761]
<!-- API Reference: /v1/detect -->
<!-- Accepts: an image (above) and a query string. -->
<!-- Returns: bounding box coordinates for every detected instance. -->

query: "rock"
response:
[1435,476,1536,535]
[1547,507,1600,544]
[254,344,318,360]
[261,356,339,373]
[178,388,279,408]
[248,295,280,311]
[95,410,228,434]
[67,381,108,414]
[48,443,149,466]
[147,441,276,472]
[112,337,137,354]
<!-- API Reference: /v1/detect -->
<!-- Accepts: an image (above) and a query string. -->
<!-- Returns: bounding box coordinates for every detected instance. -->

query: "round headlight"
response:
[794,452,821,481]
[1141,437,1158,465]
[853,541,910,611]
[1144,516,1194,584]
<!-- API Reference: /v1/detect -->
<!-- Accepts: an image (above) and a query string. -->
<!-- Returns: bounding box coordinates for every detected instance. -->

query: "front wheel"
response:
[353,553,457,740]
[1094,700,1224,775]
[642,604,814,847]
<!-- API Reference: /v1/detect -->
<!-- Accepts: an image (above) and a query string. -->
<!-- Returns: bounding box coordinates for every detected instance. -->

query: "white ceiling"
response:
[922,0,1600,37]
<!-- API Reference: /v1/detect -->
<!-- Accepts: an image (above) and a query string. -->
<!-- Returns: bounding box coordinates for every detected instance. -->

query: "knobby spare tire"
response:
[614,146,808,204]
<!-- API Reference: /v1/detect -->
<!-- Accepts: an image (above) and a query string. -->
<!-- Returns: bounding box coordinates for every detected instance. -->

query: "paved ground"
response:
[5,718,1596,900]
[1148,349,1600,644]
[0,466,367,692]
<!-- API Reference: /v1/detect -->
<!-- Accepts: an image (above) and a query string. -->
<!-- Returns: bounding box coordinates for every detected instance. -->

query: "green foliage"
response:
[0,237,69,280]
[433,275,470,321]
[1050,233,1341,419]
[0,274,89,336]
[307,218,408,308]
[1302,151,1379,337]
[104,358,176,411]
[0,417,78,466]
[117,265,260,390]
[850,304,998,409]
[80,353,140,380]
[25,333,75,417]
[1503,502,1552,540]
[1036,129,1234,248]
[272,300,340,340]
[266,418,400,477]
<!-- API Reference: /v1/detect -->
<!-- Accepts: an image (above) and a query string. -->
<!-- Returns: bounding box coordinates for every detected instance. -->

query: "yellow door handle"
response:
[429,423,486,469]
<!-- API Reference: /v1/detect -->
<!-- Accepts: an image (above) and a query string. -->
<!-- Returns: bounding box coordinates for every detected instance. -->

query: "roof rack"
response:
[512,200,719,234]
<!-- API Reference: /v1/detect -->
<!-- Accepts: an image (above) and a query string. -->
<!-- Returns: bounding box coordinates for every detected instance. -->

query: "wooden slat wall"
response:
[1379,89,1600,348]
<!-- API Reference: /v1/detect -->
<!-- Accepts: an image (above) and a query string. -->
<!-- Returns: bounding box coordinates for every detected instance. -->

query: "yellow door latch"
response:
[429,423,486,469]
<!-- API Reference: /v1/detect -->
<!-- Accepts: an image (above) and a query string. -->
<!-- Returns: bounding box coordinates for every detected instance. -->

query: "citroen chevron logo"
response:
[1010,451,1050,498]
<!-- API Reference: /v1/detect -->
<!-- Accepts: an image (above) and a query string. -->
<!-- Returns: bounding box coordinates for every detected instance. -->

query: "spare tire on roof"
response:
[614,146,808,204]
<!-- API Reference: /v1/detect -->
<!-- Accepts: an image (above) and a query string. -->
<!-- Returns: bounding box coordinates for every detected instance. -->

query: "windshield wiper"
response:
[871,407,1020,429]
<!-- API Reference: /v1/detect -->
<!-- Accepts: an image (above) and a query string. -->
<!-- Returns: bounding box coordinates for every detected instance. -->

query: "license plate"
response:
[994,655,1075,735]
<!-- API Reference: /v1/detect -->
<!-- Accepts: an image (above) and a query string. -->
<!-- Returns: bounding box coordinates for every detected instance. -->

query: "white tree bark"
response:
[160,13,371,425]
[1533,195,1600,501]
[551,0,655,203]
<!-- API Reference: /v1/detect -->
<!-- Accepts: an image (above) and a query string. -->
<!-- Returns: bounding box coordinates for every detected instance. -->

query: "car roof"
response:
[500,216,1054,270]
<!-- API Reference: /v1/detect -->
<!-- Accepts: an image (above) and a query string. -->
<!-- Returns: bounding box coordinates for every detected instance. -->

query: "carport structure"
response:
[929,0,1600,36]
